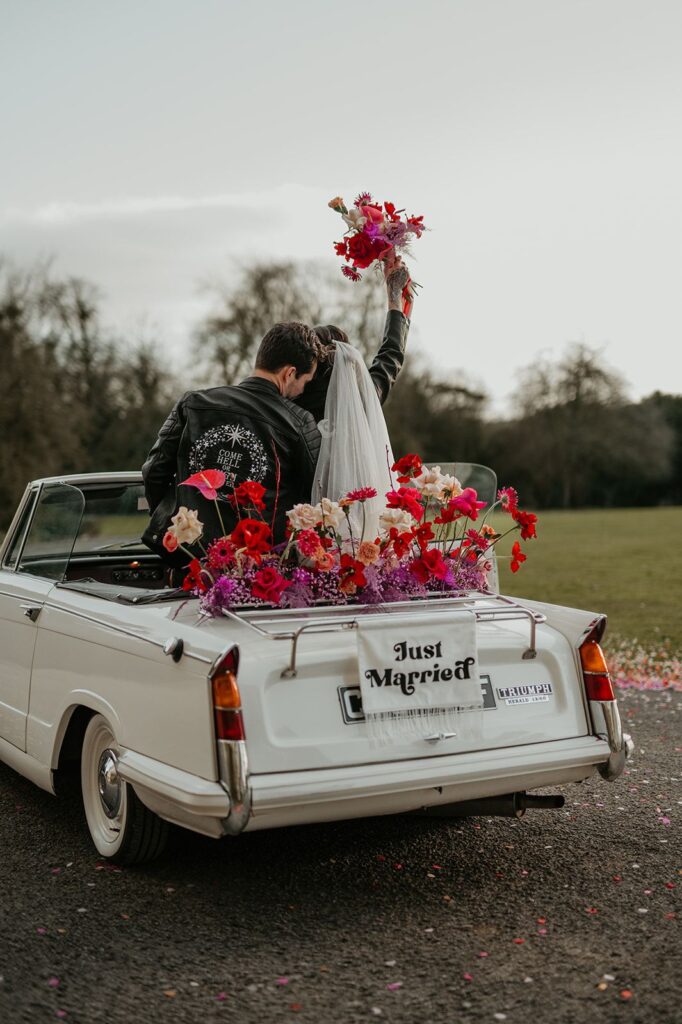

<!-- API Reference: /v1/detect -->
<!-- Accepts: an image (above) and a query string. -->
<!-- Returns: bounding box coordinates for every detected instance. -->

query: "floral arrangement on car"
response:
[162,454,538,617]
[328,191,426,293]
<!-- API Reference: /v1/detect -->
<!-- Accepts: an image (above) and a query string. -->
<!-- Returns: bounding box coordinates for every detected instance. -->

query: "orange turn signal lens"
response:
[212,670,241,710]
[580,640,609,674]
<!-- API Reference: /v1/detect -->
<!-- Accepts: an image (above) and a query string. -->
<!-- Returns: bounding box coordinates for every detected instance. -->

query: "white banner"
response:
[357,611,484,744]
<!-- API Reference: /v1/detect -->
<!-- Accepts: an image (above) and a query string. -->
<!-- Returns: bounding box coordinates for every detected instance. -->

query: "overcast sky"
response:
[2,0,681,413]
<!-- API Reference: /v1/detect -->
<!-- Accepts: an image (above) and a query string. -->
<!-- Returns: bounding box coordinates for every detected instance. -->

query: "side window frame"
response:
[1,485,41,572]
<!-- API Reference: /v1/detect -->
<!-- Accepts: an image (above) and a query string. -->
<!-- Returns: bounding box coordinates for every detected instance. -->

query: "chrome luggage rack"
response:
[220,592,546,678]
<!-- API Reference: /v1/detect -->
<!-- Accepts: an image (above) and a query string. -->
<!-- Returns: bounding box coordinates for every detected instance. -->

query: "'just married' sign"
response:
[357,611,484,744]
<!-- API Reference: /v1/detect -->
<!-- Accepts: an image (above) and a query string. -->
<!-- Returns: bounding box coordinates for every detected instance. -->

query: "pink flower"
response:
[345,487,378,502]
[162,530,179,553]
[449,487,487,521]
[180,469,226,501]
[497,486,518,513]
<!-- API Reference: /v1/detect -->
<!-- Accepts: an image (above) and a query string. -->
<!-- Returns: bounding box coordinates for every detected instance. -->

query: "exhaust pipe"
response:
[419,791,565,819]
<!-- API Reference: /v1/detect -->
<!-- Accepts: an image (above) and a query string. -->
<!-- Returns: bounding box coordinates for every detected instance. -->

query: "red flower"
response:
[296,529,323,559]
[513,509,538,540]
[391,453,423,483]
[386,486,424,521]
[359,203,385,225]
[182,558,209,593]
[407,214,426,237]
[345,487,378,502]
[334,240,348,256]
[339,553,367,593]
[387,527,414,558]
[449,487,487,521]
[232,480,266,512]
[383,201,402,221]
[341,266,362,282]
[410,549,449,584]
[206,536,236,570]
[497,487,519,513]
[413,521,435,551]
[510,540,527,573]
[354,191,374,208]
[347,232,392,269]
[230,518,272,560]
[465,528,489,553]
[180,469,226,501]
[251,566,291,604]
[434,503,461,525]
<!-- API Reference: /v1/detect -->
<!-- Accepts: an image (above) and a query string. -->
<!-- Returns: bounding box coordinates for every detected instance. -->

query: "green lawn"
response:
[492,506,682,648]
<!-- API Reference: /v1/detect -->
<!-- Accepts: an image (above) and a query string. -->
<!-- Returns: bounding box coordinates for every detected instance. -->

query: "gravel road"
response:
[0,688,678,1024]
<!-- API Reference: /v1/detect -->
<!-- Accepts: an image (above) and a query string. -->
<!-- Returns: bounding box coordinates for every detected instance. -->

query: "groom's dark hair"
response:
[255,321,319,376]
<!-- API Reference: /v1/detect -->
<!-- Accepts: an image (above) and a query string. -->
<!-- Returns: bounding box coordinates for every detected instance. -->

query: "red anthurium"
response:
[510,541,527,573]
[339,553,367,594]
[180,469,226,501]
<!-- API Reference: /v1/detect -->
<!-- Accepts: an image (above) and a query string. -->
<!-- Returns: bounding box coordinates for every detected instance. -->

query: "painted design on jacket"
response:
[189,424,269,490]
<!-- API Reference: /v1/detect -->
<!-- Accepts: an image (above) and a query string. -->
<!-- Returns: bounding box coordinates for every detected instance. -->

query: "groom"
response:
[141,321,321,557]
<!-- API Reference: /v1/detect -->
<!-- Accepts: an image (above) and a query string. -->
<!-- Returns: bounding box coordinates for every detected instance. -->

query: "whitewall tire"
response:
[80,714,168,864]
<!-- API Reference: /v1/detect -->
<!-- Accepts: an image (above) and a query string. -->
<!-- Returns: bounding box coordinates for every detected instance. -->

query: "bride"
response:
[311,258,412,541]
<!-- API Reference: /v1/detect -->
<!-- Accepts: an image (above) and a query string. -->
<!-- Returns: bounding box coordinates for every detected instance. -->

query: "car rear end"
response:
[206,594,633,834]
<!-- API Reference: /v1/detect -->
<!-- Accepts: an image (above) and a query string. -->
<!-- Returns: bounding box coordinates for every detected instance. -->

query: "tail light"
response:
[579,634,615,701]
[211,646,245,741]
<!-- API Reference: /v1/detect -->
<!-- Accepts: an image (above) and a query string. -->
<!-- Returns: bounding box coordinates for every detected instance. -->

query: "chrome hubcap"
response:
[97,748,121,819]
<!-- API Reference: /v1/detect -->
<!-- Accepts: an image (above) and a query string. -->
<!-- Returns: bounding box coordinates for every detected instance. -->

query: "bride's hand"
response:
[385,258,411,310]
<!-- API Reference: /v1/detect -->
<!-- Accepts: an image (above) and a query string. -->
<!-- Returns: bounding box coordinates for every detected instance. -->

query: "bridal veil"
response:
[312,342,394,540]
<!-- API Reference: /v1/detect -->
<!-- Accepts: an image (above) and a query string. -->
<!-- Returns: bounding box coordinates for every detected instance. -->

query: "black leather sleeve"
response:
[141,396,187,512]
[368,309,410,405]
[292,409,322,501]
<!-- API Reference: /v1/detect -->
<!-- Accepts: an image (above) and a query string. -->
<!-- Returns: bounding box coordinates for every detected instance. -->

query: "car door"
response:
[0,483,84,751]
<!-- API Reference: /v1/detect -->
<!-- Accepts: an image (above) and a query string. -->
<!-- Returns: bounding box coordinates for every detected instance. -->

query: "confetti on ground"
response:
[386,982,403,991]
[607,640,681,691]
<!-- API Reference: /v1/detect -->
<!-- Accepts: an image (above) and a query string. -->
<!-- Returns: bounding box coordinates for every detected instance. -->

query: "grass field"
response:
[492,506,682,649]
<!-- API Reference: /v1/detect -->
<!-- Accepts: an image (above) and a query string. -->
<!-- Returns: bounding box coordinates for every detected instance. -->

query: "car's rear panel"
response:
[227,598,593,775]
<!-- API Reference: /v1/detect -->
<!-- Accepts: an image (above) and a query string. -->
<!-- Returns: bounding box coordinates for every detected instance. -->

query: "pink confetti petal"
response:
[276,978,290,986]
[36,928,47,935]
[478,951,489,958]
[659,816,671,826]
[48,978,60,988]
[215,992,227,1001]
[463,973,473,982]
[386,982,403,991]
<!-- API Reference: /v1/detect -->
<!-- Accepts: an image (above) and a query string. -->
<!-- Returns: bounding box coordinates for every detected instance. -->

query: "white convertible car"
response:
[0,472,633,863]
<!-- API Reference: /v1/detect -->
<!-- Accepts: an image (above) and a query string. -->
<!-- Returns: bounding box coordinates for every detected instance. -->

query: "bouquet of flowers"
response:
[328,192,426,286]
[164,456,538,617]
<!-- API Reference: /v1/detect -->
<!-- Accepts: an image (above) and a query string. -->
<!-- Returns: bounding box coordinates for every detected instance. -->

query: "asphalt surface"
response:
[0,687,679,1024]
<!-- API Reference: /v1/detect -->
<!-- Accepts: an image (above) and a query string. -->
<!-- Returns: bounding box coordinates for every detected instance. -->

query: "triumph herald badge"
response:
[497,683,553,705]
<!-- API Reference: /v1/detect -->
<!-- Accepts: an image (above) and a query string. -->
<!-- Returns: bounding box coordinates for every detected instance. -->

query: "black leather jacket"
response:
[141,377,320,554]
[294,309,410,421]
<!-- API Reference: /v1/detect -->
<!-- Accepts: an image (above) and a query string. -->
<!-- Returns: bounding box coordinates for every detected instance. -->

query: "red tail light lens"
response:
[211,646,245,741]
[579,639,615,701]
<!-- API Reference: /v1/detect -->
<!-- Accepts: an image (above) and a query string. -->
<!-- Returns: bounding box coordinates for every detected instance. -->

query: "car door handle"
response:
[20,604,42,622]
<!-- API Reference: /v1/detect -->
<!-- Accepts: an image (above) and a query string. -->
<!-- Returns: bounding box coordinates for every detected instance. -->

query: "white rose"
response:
[342,209,367,231]
[320,497,346,531]
[379,507,415,535]
[439,474,462,498]
[169,506,203,545]
[287,503,323,531]
[413,465,445,497]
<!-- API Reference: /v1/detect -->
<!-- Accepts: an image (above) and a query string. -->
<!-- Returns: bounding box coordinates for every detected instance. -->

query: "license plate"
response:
[338,673,497,725]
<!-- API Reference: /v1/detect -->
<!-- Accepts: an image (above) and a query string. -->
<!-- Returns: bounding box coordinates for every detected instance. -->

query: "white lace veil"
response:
[312,342,394,542]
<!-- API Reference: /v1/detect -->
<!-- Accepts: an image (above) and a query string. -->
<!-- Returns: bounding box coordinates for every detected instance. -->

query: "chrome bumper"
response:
[593,699,635,780]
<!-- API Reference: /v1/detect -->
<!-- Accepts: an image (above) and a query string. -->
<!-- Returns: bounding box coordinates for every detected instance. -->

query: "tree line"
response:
[0,258,679,529]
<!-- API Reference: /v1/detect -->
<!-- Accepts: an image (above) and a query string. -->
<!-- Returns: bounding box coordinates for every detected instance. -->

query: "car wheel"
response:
[80,713,169,865]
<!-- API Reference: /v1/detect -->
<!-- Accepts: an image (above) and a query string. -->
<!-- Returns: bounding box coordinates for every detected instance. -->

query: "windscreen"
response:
[71,483,151,555]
